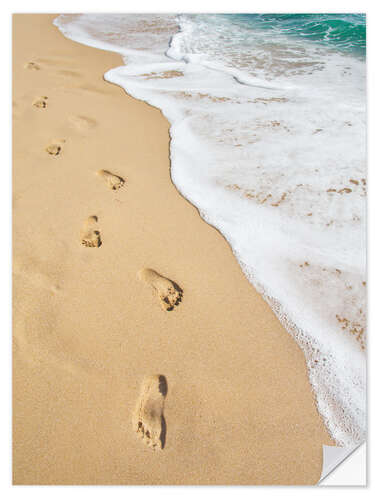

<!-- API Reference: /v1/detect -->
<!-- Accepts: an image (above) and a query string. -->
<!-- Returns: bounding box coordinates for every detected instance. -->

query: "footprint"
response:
[24,61,40,70]
[45,139,65,156]
[80,216,102,248]
[57,69,81,78]
[133,375,167,450]
[33,96,48,109]
[69,114,97,132]
[97,169,125,191]
[45,144,61,156]
[138,268,183,311]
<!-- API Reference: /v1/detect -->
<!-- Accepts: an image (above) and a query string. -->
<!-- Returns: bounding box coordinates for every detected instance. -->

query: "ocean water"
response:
[54,13,366,446]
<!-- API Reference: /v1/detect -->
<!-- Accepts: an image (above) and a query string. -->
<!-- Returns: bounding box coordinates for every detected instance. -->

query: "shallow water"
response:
[54,13,366,446]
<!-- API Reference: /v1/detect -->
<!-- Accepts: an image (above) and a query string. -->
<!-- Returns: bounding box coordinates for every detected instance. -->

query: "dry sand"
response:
[13,14,335,485]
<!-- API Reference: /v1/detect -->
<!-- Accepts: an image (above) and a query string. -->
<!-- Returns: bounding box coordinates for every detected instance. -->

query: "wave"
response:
[229,14,366,55]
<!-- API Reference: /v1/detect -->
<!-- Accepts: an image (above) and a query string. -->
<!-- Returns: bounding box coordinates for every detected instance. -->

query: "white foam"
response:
[54,14,366,446]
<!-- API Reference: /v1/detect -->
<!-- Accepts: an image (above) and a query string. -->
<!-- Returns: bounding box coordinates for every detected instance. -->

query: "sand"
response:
[12,14,335,485]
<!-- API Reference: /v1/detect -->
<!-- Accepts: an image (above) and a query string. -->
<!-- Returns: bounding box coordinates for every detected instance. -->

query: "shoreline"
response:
[13,14,334,485]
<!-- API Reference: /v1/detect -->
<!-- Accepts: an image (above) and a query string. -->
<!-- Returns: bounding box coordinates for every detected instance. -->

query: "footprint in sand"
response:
[57,69,81,78]
[138,268,183,311]
[97,169,125,191]
[80,216,102,248]
[45,139,65,157]
[133,374,167,450]
[69,115,97,132]
[45,144,61,156]
[33,96,48,109]
[24,61,40,70]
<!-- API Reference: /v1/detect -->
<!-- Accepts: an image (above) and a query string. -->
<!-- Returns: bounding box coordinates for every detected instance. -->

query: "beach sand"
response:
[13,14,335,485]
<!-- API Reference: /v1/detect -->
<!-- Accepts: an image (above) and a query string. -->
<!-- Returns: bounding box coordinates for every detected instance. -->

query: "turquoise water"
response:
[228,14,366,56]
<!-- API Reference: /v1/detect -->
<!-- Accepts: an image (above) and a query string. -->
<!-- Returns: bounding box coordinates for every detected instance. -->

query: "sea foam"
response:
[54,13,366,446]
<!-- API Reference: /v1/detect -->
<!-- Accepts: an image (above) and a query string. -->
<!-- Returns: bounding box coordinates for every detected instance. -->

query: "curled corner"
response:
[319,443,361,483]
